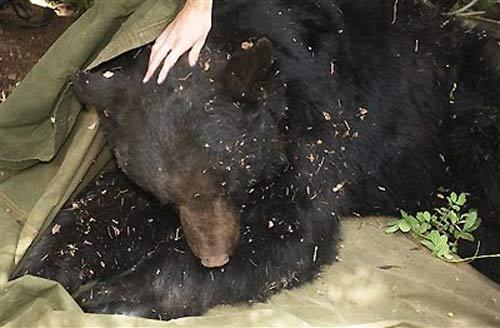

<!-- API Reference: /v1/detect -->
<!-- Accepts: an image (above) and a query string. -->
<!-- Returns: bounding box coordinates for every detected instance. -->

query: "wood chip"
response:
[241,41,254,50]
[102,71,114,79]
[312,245,319,262]
[333,183,345,193]
[357,107,368,120]
[51,224,61,235]
[203,59,211,71]
[88,121,97,130]
[111,226,121,237]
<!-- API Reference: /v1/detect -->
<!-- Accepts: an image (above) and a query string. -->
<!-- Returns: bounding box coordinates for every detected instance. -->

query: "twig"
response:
[445,240,500,263]
[445,254,500,263]
[456,10,486,17]
[465,15,500,26]
[391,0,399,25]
[447,0,480,15]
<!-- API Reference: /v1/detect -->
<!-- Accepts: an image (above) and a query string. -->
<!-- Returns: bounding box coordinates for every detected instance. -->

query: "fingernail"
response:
[142,77,148,84]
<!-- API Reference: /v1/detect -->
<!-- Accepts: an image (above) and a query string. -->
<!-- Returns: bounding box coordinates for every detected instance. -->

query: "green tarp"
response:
[0,0,499,326]
[1,218,499,327]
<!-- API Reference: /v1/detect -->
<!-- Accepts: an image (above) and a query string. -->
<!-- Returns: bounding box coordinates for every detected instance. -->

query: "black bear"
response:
[11,0,500,321]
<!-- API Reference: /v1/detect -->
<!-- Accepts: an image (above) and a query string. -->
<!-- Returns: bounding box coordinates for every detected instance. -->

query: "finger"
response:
[188,39,205,67]
[157,49,183,84]
[151,25,174,57]
[150,23,175,57]
[143,27,174,83]
[144,40,173,83]
[154,23,173,46]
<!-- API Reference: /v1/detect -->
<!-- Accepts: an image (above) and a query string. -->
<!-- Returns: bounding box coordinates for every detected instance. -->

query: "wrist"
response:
[185,0,213,10]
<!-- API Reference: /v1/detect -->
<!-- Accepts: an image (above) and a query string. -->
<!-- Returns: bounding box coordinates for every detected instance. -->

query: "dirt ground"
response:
[0,5,74,102]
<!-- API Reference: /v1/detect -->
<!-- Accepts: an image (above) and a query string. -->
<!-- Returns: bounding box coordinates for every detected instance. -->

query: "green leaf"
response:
[436,236,451,259]
[398,220,411,233]
[415,212,424,223]
[419,222,431,234]
[444,211,458,224]
[384,224,400,234]
[387,220,402,226]
[407,215,420,232]
[464,211,477,230]
[428,230,441,244]
[421,239,435,251]
[456,193,467,206]
[457,232,475,242]
[423,211,431,222]
[468,216,481,232]
[450,192,458,203]
[438,234,448,245]
[416,211,431,223]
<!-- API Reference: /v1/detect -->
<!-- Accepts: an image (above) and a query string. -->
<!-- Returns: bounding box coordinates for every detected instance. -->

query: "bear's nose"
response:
[70,70,90,83]
[201,254,230,268]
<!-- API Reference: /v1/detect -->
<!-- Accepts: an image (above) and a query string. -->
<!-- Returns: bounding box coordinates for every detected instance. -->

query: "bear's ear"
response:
[71,47,150,109]
[71,69,136,110]
[217,37,274,99]
[71,71,117,109]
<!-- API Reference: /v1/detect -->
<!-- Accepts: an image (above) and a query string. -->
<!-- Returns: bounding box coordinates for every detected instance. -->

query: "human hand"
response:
[143,0,213,84]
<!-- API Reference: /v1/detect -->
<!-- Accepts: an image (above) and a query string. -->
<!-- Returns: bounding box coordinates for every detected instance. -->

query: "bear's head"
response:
[72,38,289,268]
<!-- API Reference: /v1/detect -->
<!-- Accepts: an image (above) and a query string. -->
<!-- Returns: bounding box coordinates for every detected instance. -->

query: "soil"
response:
[0,4,74,103]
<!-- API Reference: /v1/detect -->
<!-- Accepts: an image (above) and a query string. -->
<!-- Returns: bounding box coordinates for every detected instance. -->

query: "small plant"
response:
[385,192,483,261]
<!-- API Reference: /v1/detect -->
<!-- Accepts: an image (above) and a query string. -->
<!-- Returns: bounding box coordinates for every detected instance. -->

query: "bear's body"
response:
[11,0,500,320]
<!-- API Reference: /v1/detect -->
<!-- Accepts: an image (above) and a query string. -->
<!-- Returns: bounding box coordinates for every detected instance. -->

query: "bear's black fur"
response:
[11,0,500,321]
[10,172,178,293]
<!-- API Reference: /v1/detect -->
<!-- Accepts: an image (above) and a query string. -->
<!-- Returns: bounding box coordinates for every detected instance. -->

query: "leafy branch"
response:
[385,192,500,262]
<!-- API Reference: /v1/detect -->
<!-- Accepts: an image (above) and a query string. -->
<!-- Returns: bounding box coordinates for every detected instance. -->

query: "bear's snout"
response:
[179,199,240,268]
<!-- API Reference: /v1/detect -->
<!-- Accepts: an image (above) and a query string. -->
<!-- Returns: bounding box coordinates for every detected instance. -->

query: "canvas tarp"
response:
[0,0,499,327]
